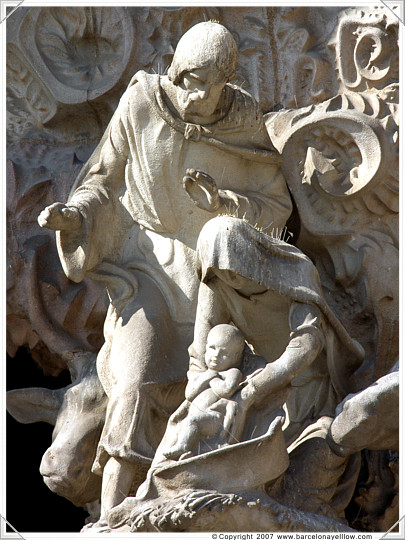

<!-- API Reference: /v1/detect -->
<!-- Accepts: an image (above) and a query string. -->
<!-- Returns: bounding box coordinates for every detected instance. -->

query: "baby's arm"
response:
[210,368,243,398]
[185,369,218,401]
[169,400,190,424]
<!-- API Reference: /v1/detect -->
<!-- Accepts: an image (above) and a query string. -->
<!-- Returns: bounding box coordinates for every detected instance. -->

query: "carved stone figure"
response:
[163,324,246,460]
[36,21,291,527]
[328,361,399,456]
[186,216,364,518]
[6,5,399,535]
[104,216,367,532]
[7,352,105,521]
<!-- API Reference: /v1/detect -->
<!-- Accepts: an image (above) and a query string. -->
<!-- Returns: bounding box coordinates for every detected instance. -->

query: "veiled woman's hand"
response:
[38,202,83,231]
[227,382,257,443]
[183,169,222,212]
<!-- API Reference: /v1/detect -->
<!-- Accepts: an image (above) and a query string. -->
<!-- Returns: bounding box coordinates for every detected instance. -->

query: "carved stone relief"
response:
[266,8,399,387]
[19,7,135,104]
[7,42,57,138]
[331,7,399,94]
[273,7,342,108]
[5,4,400,535]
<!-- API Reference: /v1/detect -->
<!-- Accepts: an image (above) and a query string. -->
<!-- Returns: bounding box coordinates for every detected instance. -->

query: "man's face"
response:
[205,330,241,371]
[176,66,226,121]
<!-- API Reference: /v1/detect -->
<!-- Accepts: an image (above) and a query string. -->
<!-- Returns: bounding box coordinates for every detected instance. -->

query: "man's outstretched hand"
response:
[38,202,83,231]
[183,169,222,213]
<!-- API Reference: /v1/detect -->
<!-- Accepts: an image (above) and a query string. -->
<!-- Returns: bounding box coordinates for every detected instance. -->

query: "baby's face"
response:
[205,330,242,371]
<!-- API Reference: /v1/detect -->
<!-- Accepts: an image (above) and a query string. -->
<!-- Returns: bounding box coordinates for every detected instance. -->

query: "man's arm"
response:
[38,88,132,282]
[183,168,292,233]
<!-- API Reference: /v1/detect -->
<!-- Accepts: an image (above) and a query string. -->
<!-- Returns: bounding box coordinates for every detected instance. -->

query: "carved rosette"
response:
[18,7,134,104]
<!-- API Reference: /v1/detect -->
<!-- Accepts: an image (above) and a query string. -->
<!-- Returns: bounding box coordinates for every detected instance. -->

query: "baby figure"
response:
[164,324,245,460]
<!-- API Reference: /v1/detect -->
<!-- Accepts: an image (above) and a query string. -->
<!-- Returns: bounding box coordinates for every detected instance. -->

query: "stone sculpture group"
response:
[6,6,399,534]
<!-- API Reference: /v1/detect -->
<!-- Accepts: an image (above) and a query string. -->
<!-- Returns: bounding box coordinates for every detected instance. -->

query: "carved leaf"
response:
[283,28,310,55]
[7,44,57,136]
[239,37,265,54]
[14,179,53,223]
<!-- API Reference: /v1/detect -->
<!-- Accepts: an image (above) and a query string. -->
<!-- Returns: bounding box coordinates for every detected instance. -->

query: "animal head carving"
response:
[7,352,106,507]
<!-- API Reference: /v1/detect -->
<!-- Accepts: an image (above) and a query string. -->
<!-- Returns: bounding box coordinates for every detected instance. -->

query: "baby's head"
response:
[205,324,245,371]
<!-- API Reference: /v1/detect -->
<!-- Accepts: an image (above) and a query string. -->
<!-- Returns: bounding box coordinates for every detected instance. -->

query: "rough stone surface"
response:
[6,5,399,534]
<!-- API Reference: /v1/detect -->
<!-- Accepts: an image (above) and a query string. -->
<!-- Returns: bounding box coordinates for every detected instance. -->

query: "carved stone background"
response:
[6,5,348,374]
[6,4,400,533]
[5,6,349,368]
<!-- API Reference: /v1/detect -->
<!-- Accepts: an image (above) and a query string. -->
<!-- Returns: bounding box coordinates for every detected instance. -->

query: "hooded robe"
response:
[191,216,364,444]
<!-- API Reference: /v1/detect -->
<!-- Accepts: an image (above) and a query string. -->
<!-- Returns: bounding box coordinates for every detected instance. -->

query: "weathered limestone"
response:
[36,20,291,529]
[6,5,399,534]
